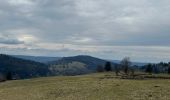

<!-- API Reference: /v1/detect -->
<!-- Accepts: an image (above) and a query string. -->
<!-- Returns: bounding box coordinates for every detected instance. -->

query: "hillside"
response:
[49,61,90,76]
[0,73,169,100]
[0,54,49,79]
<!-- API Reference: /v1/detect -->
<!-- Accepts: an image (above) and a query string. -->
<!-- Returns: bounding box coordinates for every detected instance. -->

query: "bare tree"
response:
[115,65,119,76]
[120,57,131,75]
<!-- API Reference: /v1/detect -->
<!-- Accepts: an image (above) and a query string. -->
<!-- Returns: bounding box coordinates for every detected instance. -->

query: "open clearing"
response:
[0,73,170,100]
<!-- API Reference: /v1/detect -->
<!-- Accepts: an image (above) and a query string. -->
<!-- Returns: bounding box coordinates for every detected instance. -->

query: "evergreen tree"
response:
[104,62,112,71]
[6,72,12,80]
[168,66,170,74]
[145,64,153,74]
[153,65,159,74]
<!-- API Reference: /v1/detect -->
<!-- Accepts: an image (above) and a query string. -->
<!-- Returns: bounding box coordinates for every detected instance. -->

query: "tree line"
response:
[97,57,170,75]
[144,62,170,74]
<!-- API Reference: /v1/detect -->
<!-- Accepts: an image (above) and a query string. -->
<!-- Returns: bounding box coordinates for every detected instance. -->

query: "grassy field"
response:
[0,73,170,100]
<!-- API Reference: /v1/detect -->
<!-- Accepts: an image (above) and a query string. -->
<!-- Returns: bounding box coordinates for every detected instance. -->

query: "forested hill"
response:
[49,55,117,70]
[0,54,49,79]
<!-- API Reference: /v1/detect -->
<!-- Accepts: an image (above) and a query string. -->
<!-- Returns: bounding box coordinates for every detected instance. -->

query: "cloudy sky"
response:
[0,0,170,62]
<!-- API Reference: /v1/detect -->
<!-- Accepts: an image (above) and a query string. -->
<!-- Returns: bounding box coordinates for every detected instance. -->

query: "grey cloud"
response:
[0,35,24,45]
[0,0,169,46]
[0,0,170,61]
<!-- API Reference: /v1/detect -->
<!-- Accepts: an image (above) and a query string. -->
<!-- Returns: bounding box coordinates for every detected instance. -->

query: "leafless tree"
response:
[120,57,131,75]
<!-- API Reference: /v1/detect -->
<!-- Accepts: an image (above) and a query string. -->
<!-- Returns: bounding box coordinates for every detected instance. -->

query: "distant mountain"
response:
[12,55,61,63]
[50,55,117,70]
[111,60,147,67]
[0,54,50,79]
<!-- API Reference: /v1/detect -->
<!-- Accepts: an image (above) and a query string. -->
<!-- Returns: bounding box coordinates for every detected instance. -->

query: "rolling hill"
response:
[48,55,117,76]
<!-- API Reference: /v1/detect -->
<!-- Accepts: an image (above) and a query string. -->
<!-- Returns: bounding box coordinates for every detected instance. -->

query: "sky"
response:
[0,0,170,62]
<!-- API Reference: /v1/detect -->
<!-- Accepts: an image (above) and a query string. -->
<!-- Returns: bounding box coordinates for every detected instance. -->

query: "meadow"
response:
[0,73,170,100]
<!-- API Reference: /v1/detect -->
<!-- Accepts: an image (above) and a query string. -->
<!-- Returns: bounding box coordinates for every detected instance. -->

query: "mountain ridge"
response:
[12,55,61,63]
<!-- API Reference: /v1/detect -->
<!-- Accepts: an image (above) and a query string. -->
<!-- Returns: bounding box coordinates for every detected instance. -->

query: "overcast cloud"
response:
[0,0,170,62]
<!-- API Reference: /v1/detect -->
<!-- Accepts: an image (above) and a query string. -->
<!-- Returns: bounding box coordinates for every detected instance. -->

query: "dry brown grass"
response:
[0,73,170,100]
